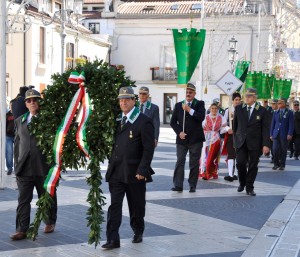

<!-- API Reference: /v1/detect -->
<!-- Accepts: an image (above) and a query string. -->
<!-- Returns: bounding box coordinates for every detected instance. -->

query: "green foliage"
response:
[28,59,135,247]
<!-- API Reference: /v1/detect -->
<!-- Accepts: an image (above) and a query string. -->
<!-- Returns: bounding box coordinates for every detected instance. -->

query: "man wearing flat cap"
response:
[137,86,160,147]
[233,88,270,196]
[103,87,155,249]
[11,89,57,241]
[170,82,206,193]
[270,97,294,170]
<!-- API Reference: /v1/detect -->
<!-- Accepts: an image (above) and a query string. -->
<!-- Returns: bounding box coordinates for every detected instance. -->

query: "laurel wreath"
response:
[26,59,135,247]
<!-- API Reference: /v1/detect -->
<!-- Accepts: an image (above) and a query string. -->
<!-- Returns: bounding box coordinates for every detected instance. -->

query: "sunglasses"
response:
[295,104,299,106]
[25,98,38,103]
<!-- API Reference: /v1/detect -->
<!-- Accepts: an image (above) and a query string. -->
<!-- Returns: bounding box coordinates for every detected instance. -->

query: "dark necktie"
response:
[188,102,191,107]
[121,116,127,128]
[247,106,251,120]
[140,104,144,113]
[280,110,283,119]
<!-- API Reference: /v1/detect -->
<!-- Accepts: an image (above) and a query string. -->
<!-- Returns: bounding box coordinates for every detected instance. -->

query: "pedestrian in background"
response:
[137,86,160,147]
[233,88,270,196]
[6,100,14,175]
[103,87,155,249]
[223,92,241,182]
[11,86,30,119]
[269,99,279,163]
[291,100,300,160]
[270,97,294,170]
[170,83,205,193]
[11,89,57,241]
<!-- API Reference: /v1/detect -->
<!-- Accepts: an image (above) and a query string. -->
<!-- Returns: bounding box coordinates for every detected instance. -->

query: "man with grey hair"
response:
[137,86,160,147]
[233,88,270,196]
[270,97,294,169]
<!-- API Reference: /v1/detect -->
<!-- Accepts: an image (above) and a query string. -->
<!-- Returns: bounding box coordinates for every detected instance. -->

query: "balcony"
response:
[150,67,177,81]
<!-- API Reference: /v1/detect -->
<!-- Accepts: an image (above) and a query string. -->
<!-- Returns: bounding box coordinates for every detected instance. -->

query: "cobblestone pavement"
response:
[0,127,299,257]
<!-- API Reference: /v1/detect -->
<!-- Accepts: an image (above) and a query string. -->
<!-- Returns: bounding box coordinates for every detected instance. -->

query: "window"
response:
[46,0,52,12]
[89,23,100,34]
[191,4,202,10]
[54,2,61,11]
[39,27,45,64]
[66,42,75,69]
[170,4,179,10]
[83,7,88,11]
[92,7,103,11]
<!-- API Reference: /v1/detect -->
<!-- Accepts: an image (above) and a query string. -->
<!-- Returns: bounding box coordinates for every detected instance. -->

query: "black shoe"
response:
[295,156,299,160]
[272,165,279,170]
[232,175,238,180]
[171,186,183,192]
[270,160,274,163]
[246,190,256,196]
[224,176,233,182]
[132,234,143,243]
[289,154,293,158]
[237,186,245,192]
[7,169,12,175]
[279,166,285,170]
[189,187,196,193]
[102,240,120,249]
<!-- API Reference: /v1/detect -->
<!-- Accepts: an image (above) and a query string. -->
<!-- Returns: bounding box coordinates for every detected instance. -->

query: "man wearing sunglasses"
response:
[170,83,206,193]
[270,97,294,170]
[137,87,160,147]
[11,89,57,241]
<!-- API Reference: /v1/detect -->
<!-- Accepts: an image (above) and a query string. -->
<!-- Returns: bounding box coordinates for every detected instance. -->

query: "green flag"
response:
[172,28,206,85]
[245,71,256,90]
[235,61,251,82]
[259,73,271,99]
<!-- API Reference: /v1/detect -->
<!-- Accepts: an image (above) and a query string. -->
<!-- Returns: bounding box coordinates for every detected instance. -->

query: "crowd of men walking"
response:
[4,83,300,250]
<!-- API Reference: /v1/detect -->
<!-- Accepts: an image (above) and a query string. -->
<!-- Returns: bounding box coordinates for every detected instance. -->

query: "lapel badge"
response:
[129,130,133,138]
[256,115,260,120]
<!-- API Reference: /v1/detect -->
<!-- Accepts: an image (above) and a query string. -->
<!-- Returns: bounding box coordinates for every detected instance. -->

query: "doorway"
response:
[164,93,177,124]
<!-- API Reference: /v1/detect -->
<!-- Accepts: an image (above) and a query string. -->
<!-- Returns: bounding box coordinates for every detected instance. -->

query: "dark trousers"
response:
[289,134,300,157]
[173,142,203,188]
[106,181,146,242]
[273,137,288,167]
[295,134,300,157]
[236,143,261,191]
[16,176,57,232]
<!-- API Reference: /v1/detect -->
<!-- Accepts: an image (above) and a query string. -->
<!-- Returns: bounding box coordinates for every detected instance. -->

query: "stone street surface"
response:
[1,127,300,257]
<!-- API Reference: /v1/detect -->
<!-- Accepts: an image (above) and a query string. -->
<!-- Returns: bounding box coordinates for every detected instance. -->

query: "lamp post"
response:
[1,0,37,189]
[227,36,238,128]
[0,0,82,189]
[38,0,83,74]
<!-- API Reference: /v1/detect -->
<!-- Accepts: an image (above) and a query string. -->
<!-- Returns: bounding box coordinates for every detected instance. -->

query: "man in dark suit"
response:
[269,99,279,163]
[103,87,155,250]
[170,83,206,193]
[233,88,270,196]
[292,100,300,160]
[137,86,160,147]
[270,97,294,170]
[11,89,57,241]
[262,99,273,158]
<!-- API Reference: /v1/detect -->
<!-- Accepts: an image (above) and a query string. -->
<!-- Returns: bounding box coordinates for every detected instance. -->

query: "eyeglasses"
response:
[186,91,194,95]
[277,102,284,105]
[25,98,38,103]
[294,104,299,106]
[139,93,148,95]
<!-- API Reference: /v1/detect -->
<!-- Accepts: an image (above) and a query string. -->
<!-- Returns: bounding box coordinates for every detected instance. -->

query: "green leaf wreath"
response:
[26,59,135,247]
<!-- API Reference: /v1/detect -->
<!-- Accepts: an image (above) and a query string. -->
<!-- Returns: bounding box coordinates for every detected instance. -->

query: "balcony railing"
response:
[150,67,177,81]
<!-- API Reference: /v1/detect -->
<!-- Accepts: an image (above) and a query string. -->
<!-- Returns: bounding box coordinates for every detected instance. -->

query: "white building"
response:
[6,0,111,99]
[95,0,299,124]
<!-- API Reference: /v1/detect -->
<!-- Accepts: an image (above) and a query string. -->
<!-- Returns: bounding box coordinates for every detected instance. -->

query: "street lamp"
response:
[227,36,238,128]
[38,0,83,74]
[228,36,238,73]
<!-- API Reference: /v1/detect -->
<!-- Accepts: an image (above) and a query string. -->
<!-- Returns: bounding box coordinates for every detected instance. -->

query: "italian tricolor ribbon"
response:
[44,71,92,196]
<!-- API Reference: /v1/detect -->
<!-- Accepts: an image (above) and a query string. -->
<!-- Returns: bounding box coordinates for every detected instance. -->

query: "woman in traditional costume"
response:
[199,103,230,180]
